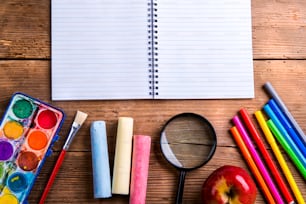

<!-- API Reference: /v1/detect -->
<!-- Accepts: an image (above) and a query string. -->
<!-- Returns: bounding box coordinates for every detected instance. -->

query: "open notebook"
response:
[51,0,254,100]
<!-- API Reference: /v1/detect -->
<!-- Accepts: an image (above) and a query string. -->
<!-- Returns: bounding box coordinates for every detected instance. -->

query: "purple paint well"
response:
[0,141,14,161]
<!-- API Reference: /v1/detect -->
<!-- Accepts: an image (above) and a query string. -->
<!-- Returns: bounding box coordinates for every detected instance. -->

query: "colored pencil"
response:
[239,108,294,204]
[263,82,306,146]
[39,111,88,204]
[255,110,305,204]
[267,119,306,180]
[232,116,284,204]
[264,104,306,171]
[268,99,306,158]
[230,126,276,203]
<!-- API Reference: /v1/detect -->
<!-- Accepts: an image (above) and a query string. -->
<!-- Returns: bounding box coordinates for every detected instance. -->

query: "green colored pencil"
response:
[267,119,306,180]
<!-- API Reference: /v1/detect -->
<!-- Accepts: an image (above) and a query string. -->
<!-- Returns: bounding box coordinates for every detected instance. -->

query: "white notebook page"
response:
[52,0,150,100]
[51,0,254,100]
[155,0,254,99]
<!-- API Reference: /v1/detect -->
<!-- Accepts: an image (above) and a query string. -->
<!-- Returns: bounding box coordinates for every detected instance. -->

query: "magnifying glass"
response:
[160,113,217,204]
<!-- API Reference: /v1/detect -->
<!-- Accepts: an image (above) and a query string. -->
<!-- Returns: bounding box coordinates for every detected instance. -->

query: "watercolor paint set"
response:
[0,93,65,204]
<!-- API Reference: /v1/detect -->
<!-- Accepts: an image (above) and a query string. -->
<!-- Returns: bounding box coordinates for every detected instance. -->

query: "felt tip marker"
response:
[255,111,304,204]
[239,108,294,204]
[264,104,306,172]
[268,99,306,158]
[267,119,306,180]
[232,115,284,204]
[263,82,306,145]
[230,126,276,203]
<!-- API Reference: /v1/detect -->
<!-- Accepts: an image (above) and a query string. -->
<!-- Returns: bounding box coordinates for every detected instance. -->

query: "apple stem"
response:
[225,187,236,204]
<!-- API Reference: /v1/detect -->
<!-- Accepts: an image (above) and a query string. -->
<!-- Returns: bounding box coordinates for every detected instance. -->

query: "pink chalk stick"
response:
[130,135,151,204]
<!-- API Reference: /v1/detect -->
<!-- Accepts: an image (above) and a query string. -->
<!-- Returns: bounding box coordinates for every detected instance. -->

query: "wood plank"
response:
[28,149,305,203]
[1,60,306,151]
[252,0,306,59]
[0,60,305,203]
[0,1,50,58]
[1,0,306,59]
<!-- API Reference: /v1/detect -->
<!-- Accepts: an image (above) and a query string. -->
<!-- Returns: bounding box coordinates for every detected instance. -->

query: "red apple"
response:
[201,165,257,204]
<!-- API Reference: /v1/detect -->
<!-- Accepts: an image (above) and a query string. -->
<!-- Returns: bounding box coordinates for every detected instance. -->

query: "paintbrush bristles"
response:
[62,110,88,150]
[74,111,88,126]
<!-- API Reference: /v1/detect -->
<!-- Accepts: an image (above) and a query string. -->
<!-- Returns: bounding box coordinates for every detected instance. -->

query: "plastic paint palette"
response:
[0,93,65,204]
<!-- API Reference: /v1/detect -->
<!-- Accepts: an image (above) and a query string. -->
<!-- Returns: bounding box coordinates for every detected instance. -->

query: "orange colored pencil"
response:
[230,126,275,203]
[239,108,294,204]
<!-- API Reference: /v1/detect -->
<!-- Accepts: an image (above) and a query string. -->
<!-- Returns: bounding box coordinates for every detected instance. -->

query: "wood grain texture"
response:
[0,0,306,203]
[252,0,306,59]
[0,1,50,59]
[0,60,305,203]
[1,0,306,59]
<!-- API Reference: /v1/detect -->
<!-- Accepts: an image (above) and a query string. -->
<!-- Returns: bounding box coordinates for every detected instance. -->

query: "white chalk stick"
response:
[112,117,134,195]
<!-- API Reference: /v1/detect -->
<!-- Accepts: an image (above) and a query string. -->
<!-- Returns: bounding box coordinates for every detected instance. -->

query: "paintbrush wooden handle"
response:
[39,150,67,204]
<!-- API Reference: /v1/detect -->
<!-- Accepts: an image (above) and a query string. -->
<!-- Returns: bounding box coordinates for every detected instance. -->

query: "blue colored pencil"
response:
[268,99,306,158]
[263,104,306,169]
[264,82,306,145]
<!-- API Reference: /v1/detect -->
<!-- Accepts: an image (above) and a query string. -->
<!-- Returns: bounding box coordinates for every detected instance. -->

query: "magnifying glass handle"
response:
[175,170,186,204]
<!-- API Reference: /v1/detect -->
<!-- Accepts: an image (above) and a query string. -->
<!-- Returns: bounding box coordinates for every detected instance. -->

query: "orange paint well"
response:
[28,130,48,150]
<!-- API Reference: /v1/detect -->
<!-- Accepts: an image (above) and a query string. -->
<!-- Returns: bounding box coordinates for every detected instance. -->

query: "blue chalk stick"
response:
[90,121,112,198]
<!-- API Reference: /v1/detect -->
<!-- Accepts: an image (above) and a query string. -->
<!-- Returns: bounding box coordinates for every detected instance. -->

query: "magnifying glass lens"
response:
[160,113,217,204]
[161,114,216,168]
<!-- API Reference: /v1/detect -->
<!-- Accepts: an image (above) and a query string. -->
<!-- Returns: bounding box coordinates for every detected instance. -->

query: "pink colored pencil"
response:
[232,115,284,204]
[130,135,151,204]
[239,108,294,204]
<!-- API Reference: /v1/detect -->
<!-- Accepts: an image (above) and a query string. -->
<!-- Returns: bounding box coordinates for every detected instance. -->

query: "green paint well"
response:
[12,99,33,119]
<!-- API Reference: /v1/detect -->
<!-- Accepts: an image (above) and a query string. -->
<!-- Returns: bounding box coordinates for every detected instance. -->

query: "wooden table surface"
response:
[1,0,306,203]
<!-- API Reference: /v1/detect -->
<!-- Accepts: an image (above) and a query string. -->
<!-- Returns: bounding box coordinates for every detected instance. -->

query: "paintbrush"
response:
[39,110,88,204]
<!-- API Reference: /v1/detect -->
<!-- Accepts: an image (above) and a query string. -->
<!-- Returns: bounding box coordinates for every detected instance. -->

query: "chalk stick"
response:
[90,121,112,198]
[130,135,151,204]
[112,117,134,195]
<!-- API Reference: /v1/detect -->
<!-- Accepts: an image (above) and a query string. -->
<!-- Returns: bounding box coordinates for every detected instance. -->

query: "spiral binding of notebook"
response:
[148,0,159,96]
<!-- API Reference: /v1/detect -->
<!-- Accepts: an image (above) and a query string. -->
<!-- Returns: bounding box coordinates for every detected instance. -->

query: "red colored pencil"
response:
[239,108,294,204]
[230,126,275,203]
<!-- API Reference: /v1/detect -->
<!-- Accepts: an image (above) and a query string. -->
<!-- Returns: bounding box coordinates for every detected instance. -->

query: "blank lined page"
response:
[51,0,150,100]
[52,0,254,100]
[155,0,254,99]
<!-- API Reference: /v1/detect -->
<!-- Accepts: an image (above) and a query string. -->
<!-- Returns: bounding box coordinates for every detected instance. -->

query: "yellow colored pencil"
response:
[255,110,305,204]
[230,126,275,203]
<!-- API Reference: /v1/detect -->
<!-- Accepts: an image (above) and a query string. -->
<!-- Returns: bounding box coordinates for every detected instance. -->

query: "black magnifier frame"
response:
[160,112,217,204]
